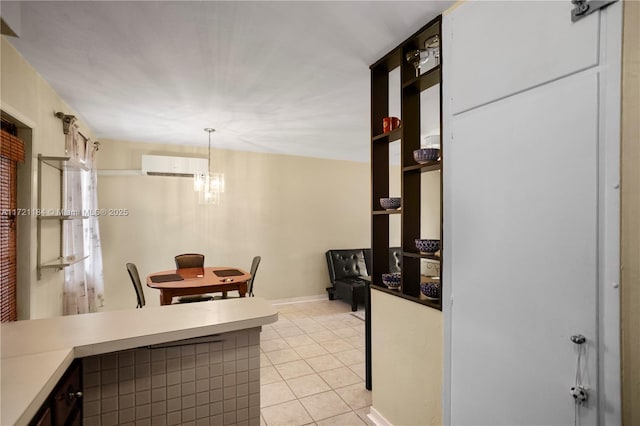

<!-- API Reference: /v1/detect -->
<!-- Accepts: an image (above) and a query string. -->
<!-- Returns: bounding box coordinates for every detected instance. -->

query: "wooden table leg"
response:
[238,282,248,297]
[160,291,173,306]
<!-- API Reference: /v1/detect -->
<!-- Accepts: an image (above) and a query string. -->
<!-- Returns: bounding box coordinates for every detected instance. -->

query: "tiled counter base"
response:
[82,329,260,426]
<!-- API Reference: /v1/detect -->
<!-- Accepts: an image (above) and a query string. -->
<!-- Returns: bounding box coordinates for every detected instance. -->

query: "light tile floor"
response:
[260,300,373,426]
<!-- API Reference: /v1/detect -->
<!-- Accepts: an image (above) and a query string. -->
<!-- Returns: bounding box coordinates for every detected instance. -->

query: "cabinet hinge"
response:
[571,0,617,22]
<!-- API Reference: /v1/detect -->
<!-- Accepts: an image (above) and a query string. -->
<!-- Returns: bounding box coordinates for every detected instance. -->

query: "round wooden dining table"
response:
[146,266,251,305]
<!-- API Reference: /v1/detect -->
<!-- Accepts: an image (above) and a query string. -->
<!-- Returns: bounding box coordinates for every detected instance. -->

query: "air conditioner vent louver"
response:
[145,171,193,178]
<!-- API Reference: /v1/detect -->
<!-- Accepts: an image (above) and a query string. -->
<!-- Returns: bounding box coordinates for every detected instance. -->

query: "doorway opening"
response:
[1,111,33,320]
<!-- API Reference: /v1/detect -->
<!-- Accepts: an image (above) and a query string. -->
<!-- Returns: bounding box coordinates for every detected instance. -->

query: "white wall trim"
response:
[598,2,622,425]
[268,294,327,306]
[367,406,393,426]
[0,101,37,129]
[441,12,453,426]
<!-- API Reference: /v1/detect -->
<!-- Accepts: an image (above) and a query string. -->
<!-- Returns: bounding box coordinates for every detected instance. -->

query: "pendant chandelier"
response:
[193,128,225,205]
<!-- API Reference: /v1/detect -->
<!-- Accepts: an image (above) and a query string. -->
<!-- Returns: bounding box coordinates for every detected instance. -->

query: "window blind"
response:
[1,128,25,322]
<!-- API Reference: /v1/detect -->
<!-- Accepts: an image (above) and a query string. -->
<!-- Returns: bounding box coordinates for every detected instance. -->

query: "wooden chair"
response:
[214,256,261,299]
[174,253,213,303]
[174,253,205,269]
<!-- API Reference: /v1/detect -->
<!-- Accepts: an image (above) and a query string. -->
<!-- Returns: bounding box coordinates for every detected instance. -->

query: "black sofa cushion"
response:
[326,249,368,282]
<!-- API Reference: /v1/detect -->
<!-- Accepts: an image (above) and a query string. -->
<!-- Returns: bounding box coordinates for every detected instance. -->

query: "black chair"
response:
[174,253,213,303]
[214,256,261,299]
[126,263,145,308]
[175,253,205,269]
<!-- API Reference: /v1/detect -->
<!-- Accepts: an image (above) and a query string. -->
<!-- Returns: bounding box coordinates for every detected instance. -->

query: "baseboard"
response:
[268,294,327,305]
[368,407,393,426]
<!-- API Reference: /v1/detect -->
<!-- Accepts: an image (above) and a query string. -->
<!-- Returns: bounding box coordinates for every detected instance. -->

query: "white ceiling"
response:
[6,1,452,162]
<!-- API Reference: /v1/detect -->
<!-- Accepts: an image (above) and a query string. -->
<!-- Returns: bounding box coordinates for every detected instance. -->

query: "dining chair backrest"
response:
[126,263,145,308]
[175,253,205,269]
[248,256,261,297]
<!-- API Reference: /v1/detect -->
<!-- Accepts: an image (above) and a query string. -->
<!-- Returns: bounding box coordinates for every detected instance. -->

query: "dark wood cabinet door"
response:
[52,361,81,425]
[66,407,81,426]
[31,406,52,426]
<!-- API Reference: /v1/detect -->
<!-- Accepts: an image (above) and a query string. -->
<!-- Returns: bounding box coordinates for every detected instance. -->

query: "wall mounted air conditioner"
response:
[141,155,208,177]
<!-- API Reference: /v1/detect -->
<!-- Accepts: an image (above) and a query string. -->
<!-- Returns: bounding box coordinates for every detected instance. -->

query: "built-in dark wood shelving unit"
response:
[370,283,441,309]
[403,162,441,173]
[372,209,401,215]
[366,14,443,391]
[403,251,441,261]
[369,15,443,308]
[372,128,402,143]
[402,65,441,92]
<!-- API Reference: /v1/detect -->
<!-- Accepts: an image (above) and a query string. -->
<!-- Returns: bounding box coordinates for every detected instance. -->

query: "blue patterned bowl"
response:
[381,273,401,289]
[415,239,440,254]
[420,281,441,300]
[380,197,401,210]
[413,148,440,164]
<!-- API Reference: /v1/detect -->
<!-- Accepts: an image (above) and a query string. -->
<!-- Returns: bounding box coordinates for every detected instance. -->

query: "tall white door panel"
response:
[450,72,598,426]
[443,1,621,425]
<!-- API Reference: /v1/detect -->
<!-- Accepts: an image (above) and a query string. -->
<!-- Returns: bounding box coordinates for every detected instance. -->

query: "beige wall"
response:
[371,289,442,425]
[1,38,94,319]
[97,139,370,309]
[621,1,639,424]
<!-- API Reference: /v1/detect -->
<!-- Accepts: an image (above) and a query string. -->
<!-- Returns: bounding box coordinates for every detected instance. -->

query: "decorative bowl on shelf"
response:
[413,148,440,164]
[380,197,401,210]
[415,239,440,254]
[420,281,441,300]
[381,273,401,289]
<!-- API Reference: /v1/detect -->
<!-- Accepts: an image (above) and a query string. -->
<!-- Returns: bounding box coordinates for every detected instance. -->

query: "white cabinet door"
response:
[449,1,599,115]
[443,2,621,425]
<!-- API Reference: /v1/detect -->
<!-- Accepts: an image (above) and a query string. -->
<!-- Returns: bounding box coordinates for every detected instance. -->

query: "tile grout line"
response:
[260,300,371,426]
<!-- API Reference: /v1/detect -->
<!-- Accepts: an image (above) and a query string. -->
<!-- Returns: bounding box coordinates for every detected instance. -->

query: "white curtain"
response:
[62,121,104,315]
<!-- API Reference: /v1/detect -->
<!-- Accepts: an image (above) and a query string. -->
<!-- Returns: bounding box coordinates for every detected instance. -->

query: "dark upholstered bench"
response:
[325,248,401,311]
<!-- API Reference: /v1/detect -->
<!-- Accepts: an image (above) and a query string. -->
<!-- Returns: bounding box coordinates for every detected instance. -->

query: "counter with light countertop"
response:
[1,297,278,426]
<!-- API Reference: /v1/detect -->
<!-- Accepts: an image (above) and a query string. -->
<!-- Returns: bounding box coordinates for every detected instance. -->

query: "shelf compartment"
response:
[39,155,89,171]
[371,284,441,310]
[372,128,402,143]
[403,251,441,261]
[39,255,89,270]
[37,215,89,221]
[402,65,441,92]
[372,209,401,215]
[403,162,441,173]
